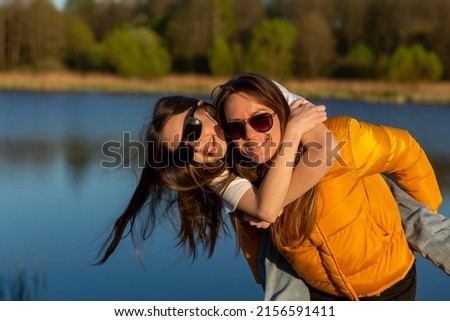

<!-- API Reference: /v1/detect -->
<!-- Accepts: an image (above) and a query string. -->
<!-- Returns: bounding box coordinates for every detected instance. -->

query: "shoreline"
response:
[1,71,450,105]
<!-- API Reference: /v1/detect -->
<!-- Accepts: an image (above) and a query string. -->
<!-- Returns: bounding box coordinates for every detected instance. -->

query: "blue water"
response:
[0,91,449,301]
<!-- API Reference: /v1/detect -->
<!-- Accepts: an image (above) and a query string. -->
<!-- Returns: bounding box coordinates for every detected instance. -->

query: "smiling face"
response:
[223,92,281,164]
[160,103,227,165]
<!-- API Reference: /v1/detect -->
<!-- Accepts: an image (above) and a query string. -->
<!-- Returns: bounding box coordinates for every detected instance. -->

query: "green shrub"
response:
[101,26,171,78]
[387,44,443,82]
[64,14,101,71]
[208,36,235,76]
[335,42,376,78]
[132,28,172,77]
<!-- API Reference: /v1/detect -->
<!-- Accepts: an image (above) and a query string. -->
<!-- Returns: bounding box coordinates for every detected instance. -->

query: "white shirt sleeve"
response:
[210,171,253,213]
[273,80,311,108]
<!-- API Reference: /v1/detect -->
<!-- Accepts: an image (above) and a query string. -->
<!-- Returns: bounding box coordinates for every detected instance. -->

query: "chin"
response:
[256,155,271,164]
[244,152,266,165]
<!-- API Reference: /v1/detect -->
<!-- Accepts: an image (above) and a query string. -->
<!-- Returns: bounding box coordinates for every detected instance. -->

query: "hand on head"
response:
[286,99,328,140]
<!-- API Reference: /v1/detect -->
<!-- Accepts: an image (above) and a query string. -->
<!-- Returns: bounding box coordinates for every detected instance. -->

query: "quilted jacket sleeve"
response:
[348,118,442,212]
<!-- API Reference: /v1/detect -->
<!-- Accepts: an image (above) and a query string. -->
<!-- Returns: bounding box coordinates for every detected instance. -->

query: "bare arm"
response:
[235,101,331,225]
[284,122,337,205]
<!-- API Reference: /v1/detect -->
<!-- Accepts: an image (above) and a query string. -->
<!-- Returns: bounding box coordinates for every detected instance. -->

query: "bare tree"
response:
[166,0,233,71]
[296,12,336,77]
[22,0,65,67]
[1,0,26,69]
[280,0,337,77]
[337,0,370,52]
[0,6,6,69]
[231,0,265,44]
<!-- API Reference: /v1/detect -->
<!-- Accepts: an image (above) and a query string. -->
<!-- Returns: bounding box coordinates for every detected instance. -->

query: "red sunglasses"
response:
[223,112,276,140]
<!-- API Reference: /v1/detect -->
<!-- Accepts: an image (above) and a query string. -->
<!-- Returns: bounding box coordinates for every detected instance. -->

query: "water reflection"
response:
[3,138,449,188]
[63,139,98,187]
[0,140,56,169]
[0,138,103,188]
[0,260,46,300]
[3,139,450,193]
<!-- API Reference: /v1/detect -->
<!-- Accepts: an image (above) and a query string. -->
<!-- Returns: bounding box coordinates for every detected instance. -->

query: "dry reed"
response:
[1,71,450,104]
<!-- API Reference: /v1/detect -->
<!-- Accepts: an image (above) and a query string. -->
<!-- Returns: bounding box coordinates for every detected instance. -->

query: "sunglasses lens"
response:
[214,125,226,141]
[224,122,245,140]
[224,113,274,140]
[249,113,273,132]
[183,118,202,141]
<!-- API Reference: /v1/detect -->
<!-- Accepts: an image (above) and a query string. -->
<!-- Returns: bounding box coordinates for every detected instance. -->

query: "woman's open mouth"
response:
[243,136,271,151]
[207,144,218,156]
[205,137,221,158]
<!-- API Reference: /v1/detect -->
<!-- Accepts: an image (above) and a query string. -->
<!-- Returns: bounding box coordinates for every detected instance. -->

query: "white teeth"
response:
[247,138,268,148]
[247,142,263,149]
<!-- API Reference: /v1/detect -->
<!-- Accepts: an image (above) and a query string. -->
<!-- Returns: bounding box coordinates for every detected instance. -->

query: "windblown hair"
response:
[96,96,231,265]
[212,73,318,251]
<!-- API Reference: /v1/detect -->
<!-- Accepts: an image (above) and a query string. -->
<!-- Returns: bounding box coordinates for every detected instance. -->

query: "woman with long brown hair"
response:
[212,72,444,300]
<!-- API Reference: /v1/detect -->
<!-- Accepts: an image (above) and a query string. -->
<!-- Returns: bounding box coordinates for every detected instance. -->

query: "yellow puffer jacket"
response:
[233,116,442,300]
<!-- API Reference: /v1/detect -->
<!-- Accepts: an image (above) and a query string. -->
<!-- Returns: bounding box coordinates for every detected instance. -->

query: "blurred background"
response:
[0,0,449,301]
[0,0,449,82]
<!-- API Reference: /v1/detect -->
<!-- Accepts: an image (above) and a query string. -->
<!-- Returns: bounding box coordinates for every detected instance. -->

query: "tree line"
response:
[0,0,449,81]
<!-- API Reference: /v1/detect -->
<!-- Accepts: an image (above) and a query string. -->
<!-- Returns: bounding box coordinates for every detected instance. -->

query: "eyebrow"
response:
[225,109,272,122]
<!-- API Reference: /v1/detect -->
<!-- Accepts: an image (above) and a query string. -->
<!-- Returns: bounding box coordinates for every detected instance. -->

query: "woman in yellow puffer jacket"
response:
[214,73,442,300]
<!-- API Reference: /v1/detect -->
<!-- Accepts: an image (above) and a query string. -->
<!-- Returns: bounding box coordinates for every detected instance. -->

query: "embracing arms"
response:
[235,102,336,226]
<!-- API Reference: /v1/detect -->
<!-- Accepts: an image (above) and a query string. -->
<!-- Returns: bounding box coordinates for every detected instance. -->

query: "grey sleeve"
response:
[385,176,450,275]
[258,229,311,301]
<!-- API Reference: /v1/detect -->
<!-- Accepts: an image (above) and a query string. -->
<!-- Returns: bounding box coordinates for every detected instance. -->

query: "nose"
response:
[185,140,200,150]
[241,122,259,141]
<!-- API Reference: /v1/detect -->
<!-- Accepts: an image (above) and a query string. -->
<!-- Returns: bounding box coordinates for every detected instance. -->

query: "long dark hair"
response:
[212,73,318,250]
[96,96,230,265]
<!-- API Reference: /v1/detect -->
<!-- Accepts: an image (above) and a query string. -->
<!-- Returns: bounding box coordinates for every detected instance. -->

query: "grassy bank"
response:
[1,71,450,104]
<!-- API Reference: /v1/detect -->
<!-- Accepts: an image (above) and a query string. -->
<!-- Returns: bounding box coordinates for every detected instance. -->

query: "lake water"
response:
[0,91,449,301]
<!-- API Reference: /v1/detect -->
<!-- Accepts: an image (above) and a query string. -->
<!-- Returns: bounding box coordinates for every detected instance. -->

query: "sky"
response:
[51,0,65,10]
